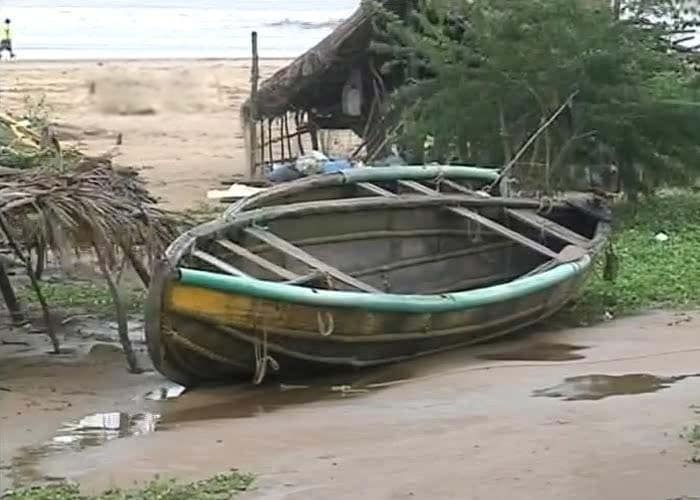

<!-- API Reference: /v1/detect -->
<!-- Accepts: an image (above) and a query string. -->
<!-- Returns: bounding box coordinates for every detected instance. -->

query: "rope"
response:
[422,313,432,334]
[324,272,334,291]
[432,167,445,192]
[252,300,279,385]
[381,271,391,292]
[162,325,247,368]
[250,220,269,231]
[536,196,555,215]
[545,197,555,214]
[317,310,335,337]
[473,220,482,243]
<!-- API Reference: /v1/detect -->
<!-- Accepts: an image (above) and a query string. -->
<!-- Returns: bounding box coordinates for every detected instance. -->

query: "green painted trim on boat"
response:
[339,165,500,184]
[176,256,590,314]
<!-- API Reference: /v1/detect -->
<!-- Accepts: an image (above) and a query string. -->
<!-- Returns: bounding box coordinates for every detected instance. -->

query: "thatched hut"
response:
[243,0,412,174]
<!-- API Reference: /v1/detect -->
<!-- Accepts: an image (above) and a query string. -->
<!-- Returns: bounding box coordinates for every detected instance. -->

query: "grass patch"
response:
[17,280,146,317]
[3,472,254,500]
[181,201,225,224]
[567,191,700,322]
[680,423,700,464]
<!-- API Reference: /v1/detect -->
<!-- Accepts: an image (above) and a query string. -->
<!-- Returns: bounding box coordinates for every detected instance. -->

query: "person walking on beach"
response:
[1,19,15,60]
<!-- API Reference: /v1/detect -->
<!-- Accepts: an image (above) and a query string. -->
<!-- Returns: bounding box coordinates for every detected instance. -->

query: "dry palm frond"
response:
[0,164,186,368]
[0,165,184,268]
[0,112,187,370]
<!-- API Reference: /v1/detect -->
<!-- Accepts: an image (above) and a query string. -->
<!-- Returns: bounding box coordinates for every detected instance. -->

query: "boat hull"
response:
[144,166,611,386]
[145,260,591,386]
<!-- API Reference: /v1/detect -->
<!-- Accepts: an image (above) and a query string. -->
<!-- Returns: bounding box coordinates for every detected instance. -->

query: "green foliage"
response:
[567,192,700,321]
[21,94,52,130]
[372,0,700,195]
[17,280,146,316]
[680,423,700,463]
[181,201,225,224]
[4,473,255,500]
[0,148,55,170]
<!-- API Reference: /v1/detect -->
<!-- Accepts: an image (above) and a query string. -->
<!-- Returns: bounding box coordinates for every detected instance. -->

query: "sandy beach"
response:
[0,59,288,209]
[2,310,700,499]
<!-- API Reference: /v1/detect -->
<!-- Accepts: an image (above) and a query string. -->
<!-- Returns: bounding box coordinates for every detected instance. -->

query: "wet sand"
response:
[2,310,700,499]
[0,59,288,209]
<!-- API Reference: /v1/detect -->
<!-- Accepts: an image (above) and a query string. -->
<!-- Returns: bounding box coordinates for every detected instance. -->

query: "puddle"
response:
[533,373,700,401]
[7,363,418,485]
[478,342,588,362]
[51,412,161,447]
[159,363,418,426]
[10,412,160,485]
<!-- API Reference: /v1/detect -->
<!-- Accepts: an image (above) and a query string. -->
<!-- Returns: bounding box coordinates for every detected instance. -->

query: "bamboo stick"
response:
[249,31,260,178]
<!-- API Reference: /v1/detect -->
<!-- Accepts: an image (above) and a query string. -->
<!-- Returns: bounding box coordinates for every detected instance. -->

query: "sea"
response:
[0,0,358,60]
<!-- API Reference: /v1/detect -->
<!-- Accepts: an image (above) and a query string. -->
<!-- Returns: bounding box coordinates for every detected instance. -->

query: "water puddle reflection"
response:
[10,412,160,485]
[159,364,416,426]
[534,373,700,401]
[478,342,588,362]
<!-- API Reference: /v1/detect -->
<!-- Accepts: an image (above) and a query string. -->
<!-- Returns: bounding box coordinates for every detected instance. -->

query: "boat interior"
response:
[177,177,602,295]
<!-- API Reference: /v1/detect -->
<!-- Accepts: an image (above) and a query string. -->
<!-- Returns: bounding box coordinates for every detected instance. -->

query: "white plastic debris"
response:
[654,232,669,242]
[207,183,267,200]
[144,383,186,401]
[295,150,328,175]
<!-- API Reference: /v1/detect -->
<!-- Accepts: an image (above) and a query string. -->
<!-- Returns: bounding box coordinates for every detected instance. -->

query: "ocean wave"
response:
[265,18,344,30]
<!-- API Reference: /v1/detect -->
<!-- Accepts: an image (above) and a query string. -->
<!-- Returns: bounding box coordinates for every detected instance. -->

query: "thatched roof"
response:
[246,0,411,121]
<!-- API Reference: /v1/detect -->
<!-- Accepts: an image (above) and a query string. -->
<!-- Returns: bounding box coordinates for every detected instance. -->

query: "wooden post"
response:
[295,112,305,155]
[284,114,293,159]
[279,117,285,160]
[249,31,260,178]
[260,120,265,165]
[309,114,320,151]
[267,119,274,164]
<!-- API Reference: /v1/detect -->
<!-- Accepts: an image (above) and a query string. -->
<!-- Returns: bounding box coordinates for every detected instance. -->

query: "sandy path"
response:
[1,311,700,499]
[0,59,287,209]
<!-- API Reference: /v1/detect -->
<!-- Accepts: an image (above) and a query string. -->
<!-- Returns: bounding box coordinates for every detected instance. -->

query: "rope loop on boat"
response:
[324,272,334,291]
[432,167,445,192]
[317,310,335,337]
[537,196,555,215]
[252,300,279,385]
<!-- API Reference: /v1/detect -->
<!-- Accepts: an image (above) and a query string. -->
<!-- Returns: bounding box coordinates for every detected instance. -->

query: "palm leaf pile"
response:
[0,164,183,267]
[0,112,187,371]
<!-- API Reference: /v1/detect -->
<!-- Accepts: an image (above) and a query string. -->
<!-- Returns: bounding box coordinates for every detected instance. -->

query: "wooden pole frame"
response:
[248,31,260,178]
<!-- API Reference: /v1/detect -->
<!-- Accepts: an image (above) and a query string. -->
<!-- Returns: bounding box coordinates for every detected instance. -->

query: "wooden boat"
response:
[145,166,611,386]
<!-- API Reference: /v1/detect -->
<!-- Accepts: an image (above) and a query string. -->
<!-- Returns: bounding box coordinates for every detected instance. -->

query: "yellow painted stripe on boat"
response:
[164,282,568,340]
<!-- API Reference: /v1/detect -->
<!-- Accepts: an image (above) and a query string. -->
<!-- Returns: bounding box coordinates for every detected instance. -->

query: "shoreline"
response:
[0,58,289,210]
[0,56,293,65]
